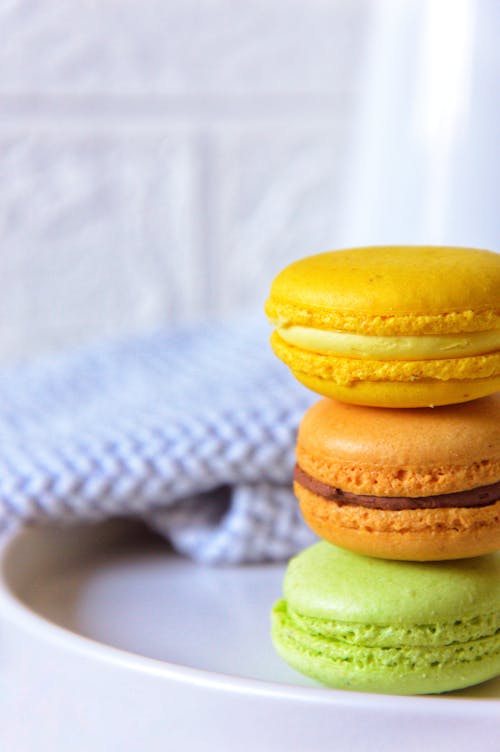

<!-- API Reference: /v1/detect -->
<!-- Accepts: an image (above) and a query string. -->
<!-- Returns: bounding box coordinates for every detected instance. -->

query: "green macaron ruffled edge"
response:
[271,599,500,695]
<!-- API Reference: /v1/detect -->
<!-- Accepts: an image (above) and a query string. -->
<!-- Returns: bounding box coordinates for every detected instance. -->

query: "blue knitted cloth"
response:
[0,317,316,563]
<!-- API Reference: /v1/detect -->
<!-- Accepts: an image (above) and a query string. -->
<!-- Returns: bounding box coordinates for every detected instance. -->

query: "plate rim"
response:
[1,523,498,715]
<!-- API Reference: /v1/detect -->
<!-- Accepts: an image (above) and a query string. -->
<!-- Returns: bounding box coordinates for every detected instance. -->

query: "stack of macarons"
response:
[265,246,500,694]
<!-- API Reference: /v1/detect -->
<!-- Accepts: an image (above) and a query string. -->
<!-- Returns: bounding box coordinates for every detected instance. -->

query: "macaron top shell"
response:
[283,542,500,625]
[296,395,500,496]
[298,394,500,468]
[266,246,500,335]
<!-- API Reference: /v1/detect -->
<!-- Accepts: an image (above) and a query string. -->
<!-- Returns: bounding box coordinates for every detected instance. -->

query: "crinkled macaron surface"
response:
[271,542,500,694]
[266,246,500,408]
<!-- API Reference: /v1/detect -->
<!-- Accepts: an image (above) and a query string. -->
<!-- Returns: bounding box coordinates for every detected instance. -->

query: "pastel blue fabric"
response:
[0,317,316,563]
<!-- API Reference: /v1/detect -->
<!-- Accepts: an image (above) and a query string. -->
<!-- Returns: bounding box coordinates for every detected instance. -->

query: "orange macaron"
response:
[294,395,500,561]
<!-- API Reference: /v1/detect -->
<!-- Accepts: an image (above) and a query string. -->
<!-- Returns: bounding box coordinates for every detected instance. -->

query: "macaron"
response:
[271,542,500,694]
[265,246,500,408]
[294,395,500,561]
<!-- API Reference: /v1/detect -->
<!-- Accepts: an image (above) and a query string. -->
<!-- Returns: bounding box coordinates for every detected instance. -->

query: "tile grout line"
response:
[0,92,354,128]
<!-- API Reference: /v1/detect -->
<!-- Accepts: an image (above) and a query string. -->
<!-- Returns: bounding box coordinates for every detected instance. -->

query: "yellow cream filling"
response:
[277,326,500,361]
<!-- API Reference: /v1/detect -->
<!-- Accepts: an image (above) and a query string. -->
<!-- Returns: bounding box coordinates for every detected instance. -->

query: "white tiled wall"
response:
[0,0,369,363]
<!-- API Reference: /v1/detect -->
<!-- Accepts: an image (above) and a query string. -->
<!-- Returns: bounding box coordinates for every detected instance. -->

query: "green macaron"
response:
[271,542,500,695]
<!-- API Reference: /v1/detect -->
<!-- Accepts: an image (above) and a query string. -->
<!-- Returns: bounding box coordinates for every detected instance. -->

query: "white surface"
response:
[0,521,498,752]
[0,0,368,363]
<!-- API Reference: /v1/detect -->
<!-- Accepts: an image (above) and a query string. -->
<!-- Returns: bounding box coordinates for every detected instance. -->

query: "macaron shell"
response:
[297,486,500,560]
[266,246,500,335]
[295,371,500,408]
[282,542,500,623]
[296,396,500,498]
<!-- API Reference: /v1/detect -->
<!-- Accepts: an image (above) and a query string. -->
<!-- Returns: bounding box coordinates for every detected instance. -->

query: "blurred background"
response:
[0,0,498,365]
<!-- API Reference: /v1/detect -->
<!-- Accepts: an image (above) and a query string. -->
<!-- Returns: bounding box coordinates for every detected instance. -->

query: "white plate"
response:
[0,520,498,752]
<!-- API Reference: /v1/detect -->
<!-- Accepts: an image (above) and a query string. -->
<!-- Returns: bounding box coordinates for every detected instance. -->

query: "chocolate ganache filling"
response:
[293,464,500,511]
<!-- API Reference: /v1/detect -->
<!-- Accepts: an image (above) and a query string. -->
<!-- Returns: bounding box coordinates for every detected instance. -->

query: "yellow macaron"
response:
[265,246,500,407]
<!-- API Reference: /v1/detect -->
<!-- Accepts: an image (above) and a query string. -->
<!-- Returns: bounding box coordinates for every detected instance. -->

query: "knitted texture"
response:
[0,317,316,564]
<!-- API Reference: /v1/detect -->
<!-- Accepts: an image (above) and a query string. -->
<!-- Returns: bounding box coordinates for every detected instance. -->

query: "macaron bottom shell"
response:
[271,599,500,695]
[297,486,500,561]
[294,372,500,409]
[270,329,500,408]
